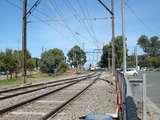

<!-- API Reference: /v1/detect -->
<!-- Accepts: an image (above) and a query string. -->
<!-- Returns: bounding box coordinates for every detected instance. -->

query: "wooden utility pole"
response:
[22,0,27,83]
[111,0,115,76]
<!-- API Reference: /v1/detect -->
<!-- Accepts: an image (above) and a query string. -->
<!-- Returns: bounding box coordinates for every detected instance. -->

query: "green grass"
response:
[0,77,23,86]
[27,73,50,78]
[0,72,70,86]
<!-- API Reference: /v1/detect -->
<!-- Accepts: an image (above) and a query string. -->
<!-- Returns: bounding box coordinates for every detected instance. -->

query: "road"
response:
[146,71,160,108]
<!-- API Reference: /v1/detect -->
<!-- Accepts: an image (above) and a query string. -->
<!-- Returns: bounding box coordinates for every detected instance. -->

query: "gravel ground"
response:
[0,83,68,109]
[0,77,96,120]
[51,72,116,120]
[0,79,78,98]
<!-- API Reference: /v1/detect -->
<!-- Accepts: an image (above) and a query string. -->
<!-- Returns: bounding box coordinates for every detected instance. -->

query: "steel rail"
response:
[0,74,97,115]
[0,72,94,93]
[0,74,97,100]
[0,80,76,100]
[39,74,101,120]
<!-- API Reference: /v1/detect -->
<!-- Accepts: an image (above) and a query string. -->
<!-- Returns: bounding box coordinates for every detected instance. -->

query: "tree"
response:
[0,49,19,79]
[149,36,160,56]
[137,35,150,54]
[127,55,135,67]
[13,50,21,77]
[100,36,126,68]
[40,48,67,73]
[144,56,160,68]
[137,35,160,56]
[115,36,124,68]
[0,49,33,79]
[27,59,36,75]
[0,52,6,74]
[99,43,112,68]
[67,45,86,69]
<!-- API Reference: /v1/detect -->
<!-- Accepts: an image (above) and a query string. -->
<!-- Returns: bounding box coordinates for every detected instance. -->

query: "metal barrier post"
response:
[143,74,147,120]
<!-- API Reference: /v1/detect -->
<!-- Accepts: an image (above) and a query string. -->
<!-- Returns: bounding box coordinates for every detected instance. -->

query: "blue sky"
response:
[0,0,160,65]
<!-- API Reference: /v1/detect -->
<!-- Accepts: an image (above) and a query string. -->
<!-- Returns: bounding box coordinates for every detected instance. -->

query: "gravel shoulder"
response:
[52,71,116,120]
[146,97,160,120]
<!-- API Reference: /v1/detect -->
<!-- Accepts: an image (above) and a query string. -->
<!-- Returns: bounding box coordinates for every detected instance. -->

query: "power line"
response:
[82,0,102,45]
[5,0,22,9]
[125,1,159,36]
[4,0,72,46]
[48,0,81,45]
[97,0,113,15]
[26,0,43,17]
[5,0,110,50]
[66,0,97,46]
[77,0,101,47]
[63,0,99,48]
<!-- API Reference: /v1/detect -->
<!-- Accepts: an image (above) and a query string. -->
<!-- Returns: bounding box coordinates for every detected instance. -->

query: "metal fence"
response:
[116,71,146,120]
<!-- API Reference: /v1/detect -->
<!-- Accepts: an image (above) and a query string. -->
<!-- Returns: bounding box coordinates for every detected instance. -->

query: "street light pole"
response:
[121,0,126,74]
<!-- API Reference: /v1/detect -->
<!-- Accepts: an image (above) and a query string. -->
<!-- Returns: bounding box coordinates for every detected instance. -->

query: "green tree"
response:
[137,55,147,67]
[149,36,160,56]
[99,43,111,68]
[137,35,150,54]
[137,35,160,56]
[144,56,160,68]
[27,59,36,75]
[13,50,21,77]
[115,36,124,68]
[0,52,6,73]
[127,55,135,67]
[67,45,86,68]
[40,48,67,73]
[100,36,126,68]
[1,49,19,79]
[0,49,33,79]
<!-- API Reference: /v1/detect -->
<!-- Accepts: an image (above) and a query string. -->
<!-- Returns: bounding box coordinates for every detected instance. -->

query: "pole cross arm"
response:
[97,0,113,16]
[26,0,42,17]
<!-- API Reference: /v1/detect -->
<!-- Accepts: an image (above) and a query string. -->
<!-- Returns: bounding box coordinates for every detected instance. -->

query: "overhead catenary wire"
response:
[82,0,102,45]
[83,0,110,48]
[5,0,22,9]
[65,0,100,48]
[4,0,74,46]
[48,0,81,45]
[77,0,101,48]
[125,1,160,36]
[63,0,99,48]
[5,0,111,51]
[26,0,43,17]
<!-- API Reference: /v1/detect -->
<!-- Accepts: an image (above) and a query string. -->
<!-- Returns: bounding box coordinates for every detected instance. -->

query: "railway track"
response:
[0,72,100,120]
[40,74,100,120]
[0,72,95,100]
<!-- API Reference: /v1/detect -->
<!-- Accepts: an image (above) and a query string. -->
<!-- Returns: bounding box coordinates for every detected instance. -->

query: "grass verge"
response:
[0,72,70,86]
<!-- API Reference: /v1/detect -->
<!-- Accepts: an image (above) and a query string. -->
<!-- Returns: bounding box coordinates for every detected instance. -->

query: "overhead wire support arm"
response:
[97,0,116,76]
[97,0,113,16]
[26,0,43,17]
